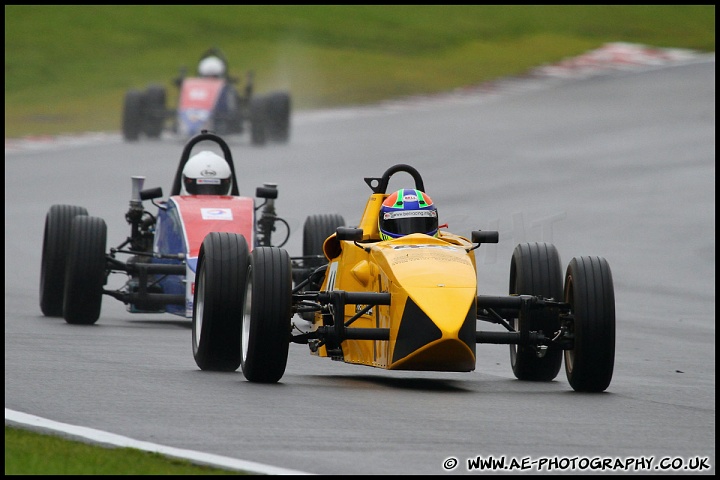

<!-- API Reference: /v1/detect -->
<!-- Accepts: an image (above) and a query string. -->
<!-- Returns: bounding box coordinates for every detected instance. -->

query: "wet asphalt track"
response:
[5,56,715,475]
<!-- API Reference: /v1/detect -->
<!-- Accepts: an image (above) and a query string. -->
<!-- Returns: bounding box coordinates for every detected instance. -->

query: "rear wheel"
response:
[241,247,292,383]
[40,205,88,317]
[265,91,291,143]
[122,90,143,141]
[299,214,345,320]
[192,232,249,371]
[63,216,107,325]
[564,256,615,392]
[250,96,267,146]
[303,214,345,271]
[509,242,563,381]
[228,91,245,134]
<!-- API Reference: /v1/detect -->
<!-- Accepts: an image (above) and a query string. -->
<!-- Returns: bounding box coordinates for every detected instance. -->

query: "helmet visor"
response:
[381,210,438,236]
[184,176,231,195]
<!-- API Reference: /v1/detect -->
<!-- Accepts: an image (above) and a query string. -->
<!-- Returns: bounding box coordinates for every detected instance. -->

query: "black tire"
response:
[142,84,167,138]
[229,91,245,134]
[241,247,293,383]
[265,91,291,143]
[564,256,616,392]
[299,214,345,320]
[122,89,143,141]
[509,242,564,381]
[63,216,107,325]
[39,205,89,317]
[192,232,250,372]
[249,96,267,146]
[303,214,345,270]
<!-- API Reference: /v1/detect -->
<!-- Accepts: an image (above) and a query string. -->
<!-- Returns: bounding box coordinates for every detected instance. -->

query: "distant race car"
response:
[121,48,291,146]
[39,132,319,325]
[191,164,616,392]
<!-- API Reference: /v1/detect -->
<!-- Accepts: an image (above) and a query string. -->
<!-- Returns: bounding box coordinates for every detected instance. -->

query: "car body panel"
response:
[178,77,224,111]
[314,215,478,371]
[152,194,255,317]
[177,77,226,137]
[164,195,255,259]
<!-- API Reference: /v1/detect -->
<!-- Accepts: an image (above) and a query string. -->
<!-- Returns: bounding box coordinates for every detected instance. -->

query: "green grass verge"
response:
[4,5,714,138]
[4,426,243,475]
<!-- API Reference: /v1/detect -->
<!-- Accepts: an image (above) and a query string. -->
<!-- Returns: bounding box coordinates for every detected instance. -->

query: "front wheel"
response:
[40,205,88,317]
[564,256,616,392]
[192,232,250,372]
[63,216,107,325]
[241,247,293,383]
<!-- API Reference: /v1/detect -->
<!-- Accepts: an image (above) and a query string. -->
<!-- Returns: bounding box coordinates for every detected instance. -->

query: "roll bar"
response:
[363,164,425,194]
[170,131,240,196]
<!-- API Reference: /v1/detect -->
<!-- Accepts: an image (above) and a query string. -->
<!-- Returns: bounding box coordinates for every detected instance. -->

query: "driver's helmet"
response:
[378,188,438,240]
[198,55,226,77]
[181,151,232,195]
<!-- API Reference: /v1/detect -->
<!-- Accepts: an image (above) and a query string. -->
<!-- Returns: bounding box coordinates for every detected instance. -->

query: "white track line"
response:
[5,408,313,475]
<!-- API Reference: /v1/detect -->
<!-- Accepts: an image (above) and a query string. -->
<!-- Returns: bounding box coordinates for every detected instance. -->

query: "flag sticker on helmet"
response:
[201,208,233,220]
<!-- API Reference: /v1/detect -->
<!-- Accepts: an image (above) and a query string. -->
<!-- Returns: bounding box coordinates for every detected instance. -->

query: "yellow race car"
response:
[192,164,616,392]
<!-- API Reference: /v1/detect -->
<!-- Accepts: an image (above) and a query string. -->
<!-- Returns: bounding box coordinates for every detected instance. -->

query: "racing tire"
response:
[192,232,250,372]
[265,91,291,143]
[229,91,245,134]
[122,89,143,141]
[142,84,167,139]
[241,247,293,383]
[63,216,107,325]
[303,214,346,271]
[299,214,345,320]
[509,242,564,381]
[40,205,89,317]
[249,96,267,146]
[563,256,615,392]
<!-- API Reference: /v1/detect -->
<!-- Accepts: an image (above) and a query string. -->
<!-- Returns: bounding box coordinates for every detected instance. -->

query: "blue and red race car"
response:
[39,132,333,325]
[121,48,291,145]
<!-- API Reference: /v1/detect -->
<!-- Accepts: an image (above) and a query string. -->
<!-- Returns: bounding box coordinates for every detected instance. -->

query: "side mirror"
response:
[468,230,499,252]
[336,227,363,241]
[256,184,278,200]
[140,187,163,201]
[471,230,499,244]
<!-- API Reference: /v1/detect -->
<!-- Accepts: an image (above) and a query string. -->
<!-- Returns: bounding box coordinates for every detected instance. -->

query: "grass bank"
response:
[4,5,714,138]
[4,426,240,475]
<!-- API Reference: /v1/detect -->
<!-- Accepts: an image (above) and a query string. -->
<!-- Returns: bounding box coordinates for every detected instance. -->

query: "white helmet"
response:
[198,56,226,77]
[181,151,232,195]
